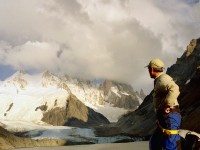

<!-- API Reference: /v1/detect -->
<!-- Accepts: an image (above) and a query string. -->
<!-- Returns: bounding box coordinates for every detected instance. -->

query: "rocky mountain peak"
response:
[41,70,60,87]
[98,80,140,110]
[42,70,54,78]
[5,70,28,89]
[167,38,200,86]
[10,70,27,78]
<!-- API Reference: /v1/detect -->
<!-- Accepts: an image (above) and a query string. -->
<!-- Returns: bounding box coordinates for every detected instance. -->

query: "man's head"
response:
[146,58,165,79]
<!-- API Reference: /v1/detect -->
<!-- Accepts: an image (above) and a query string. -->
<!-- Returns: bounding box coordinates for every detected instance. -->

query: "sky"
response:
[0,0,200,93]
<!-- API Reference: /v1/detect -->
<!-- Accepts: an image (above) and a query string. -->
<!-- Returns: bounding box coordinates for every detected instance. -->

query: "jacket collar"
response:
[155,72,164,79]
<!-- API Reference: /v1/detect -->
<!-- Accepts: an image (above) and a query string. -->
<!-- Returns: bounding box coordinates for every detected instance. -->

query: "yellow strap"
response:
[162,129,179,135]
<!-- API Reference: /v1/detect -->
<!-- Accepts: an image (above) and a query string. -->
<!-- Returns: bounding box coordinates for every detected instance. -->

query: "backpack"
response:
[179,130,200,150]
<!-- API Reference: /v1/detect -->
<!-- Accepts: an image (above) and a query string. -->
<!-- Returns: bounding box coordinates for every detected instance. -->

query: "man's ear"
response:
[165,107,171,114]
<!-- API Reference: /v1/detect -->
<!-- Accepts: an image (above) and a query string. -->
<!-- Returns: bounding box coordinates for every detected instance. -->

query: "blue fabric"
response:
[149,111,181,150]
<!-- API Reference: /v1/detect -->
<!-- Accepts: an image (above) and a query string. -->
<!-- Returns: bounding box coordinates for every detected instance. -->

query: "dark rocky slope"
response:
[116,38,200,136]
[168,38,200,133]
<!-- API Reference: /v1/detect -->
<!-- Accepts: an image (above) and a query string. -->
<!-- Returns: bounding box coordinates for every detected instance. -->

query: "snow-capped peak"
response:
[0,71,142,122]
[6,70,27,80]
[4,70,29,90]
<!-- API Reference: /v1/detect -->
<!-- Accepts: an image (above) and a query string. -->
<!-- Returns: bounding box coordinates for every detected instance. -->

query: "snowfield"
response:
[0,71,140,122]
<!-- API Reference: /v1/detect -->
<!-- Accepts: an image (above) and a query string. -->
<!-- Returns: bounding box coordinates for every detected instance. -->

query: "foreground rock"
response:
[0,126,66,150]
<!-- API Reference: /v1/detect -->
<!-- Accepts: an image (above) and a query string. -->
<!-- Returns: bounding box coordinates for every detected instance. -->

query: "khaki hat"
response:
[145,58,165,69]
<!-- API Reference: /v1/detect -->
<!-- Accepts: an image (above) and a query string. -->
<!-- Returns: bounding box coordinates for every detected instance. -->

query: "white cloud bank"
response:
[0,0,199,92]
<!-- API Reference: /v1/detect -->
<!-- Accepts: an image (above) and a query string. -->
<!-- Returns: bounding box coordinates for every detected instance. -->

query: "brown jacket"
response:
[153,73,180,110]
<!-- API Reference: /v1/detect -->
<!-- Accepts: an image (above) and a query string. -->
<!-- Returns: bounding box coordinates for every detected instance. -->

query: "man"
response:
[147,58,182,150]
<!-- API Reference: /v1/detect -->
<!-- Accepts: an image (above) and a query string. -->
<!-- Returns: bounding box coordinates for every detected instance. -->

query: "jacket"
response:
[153,73,180,110]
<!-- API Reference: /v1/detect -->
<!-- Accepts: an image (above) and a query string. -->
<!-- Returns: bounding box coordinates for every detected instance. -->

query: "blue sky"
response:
[0,65,16,80]
[0,0,199,92]
[185,0,199,4]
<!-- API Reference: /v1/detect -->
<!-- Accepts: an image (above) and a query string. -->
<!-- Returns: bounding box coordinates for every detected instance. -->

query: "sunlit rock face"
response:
[42,94,110,127]
[185,39,197,57]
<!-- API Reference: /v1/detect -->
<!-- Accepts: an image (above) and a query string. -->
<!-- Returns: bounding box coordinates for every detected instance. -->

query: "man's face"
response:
[148,67,156,79]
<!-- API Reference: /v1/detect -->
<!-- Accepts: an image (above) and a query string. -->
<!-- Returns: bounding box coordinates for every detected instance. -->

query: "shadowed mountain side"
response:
[116,93,156,136]
[113,38,200,137]
[94,93,156,137]
[42,94,110,127]
[165,39,200,150]
[0,126,66,150]
[167,38,200,133]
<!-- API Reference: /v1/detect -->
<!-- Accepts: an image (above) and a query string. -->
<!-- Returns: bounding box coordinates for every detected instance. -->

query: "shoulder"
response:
[159,73,173,81]
[157,73,172,81]
[156,73,174,86]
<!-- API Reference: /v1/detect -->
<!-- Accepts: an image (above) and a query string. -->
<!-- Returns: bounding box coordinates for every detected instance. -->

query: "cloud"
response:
[0,41,60,71]
[0,0,199,92]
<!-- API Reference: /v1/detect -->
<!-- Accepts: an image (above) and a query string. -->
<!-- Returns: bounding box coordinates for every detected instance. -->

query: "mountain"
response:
[115,38,200,136]
[0,70,141,127]
[42,94,110,127]
[60,75,141,117]
[167,38,200,132]
[99,80,141,109]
